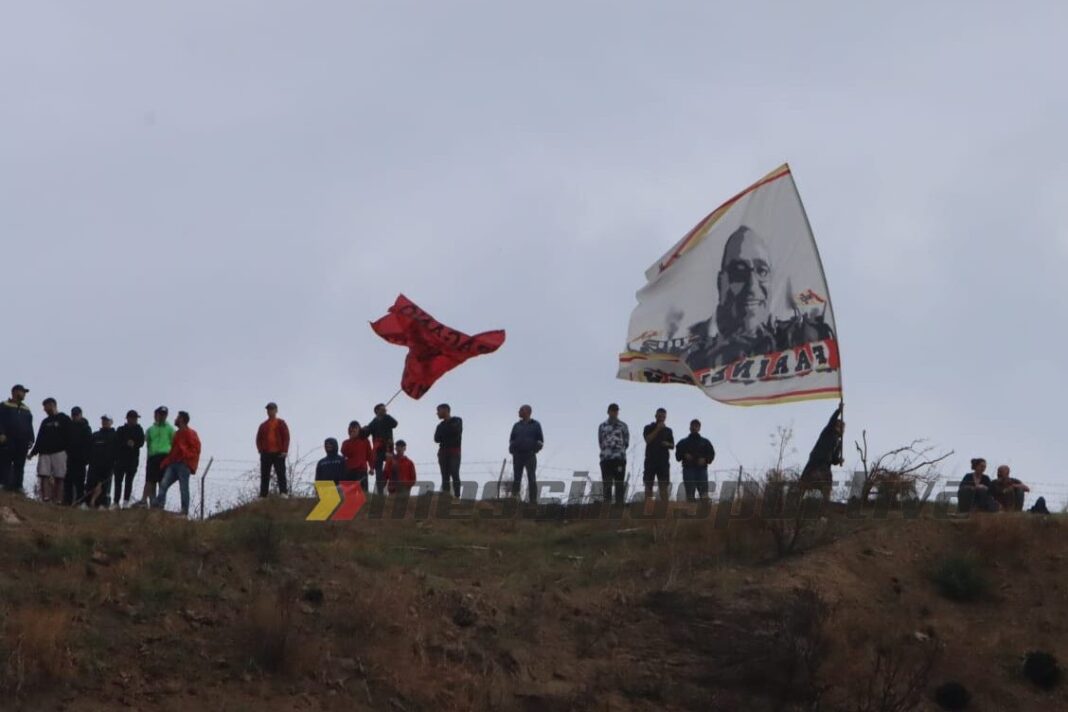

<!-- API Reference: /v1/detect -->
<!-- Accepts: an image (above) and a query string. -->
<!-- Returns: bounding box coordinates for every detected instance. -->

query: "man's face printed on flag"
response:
[716,226,771,337]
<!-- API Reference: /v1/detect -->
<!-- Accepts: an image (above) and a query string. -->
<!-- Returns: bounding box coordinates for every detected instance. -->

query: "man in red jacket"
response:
[153,411,201,516]
[255,402,290,498]
[341,420,373,494]
[384,439,417,495]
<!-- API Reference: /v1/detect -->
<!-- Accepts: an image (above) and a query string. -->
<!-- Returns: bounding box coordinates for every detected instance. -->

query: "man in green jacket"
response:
[132,406,175,508]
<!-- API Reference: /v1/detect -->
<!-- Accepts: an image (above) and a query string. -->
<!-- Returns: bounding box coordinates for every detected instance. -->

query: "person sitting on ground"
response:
[798,404,844,499]
[384,439,417,495]
[315,438,346,484]
[1029,496,1051,515]
[989,465,1030,512]
[341,420,373,493]
[957,458,997,512]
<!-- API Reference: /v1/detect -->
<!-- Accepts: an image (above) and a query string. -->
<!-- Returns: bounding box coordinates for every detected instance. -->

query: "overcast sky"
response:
[3,2,1066,507]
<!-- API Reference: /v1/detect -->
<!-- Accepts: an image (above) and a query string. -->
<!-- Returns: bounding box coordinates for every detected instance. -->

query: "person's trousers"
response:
[156,463,192,515]
[259,453,288,497]
[0,444,29,492]
[113,459,138,503]
[65,457,88,505]
[438,450,461,497]
[512,453,538,503]
[600,458,627,505]
[682,465,710,502]
[345,469,369,494]
[373,449,387,495]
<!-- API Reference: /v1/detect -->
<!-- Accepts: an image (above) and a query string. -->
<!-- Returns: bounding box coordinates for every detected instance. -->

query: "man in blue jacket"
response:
[0,385,35,493]
[509,404,544,504]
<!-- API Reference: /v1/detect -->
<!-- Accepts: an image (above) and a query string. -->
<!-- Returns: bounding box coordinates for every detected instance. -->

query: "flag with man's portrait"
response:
[617,164,842,406]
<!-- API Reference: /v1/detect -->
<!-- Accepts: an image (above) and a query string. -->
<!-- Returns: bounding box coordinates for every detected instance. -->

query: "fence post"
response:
[496,458,507,498]
[199,457,214,520]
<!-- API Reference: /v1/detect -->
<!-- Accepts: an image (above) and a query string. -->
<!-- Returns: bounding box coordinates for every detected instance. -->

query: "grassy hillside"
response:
[1,493,1065,711]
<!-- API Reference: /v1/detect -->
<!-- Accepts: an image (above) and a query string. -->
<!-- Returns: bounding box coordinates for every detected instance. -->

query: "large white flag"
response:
[618,165,841,406]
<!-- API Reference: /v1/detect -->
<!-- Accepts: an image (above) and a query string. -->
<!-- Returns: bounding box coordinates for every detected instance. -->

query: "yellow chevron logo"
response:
[306,481,342,521]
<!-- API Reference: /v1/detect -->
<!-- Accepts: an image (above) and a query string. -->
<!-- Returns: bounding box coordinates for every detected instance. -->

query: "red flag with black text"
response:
[370,295,506,399]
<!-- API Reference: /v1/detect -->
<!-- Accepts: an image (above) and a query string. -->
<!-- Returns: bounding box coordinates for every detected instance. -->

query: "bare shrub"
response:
[2,608,72,693]
[752,426,825,558]
[854,431,953,508]
[847,637,941,712]
[242,582,302,674]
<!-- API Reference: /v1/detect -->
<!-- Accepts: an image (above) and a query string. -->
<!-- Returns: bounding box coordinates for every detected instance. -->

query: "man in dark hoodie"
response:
[434,404,463,497]
[798,404,844,499]
[315,438,347,484]
[509,404,544,503]
[0,384,35,493]
[363,403,398,495]
[85,415,117,509]
[29,397,72,503]
[675,419,716,502]
[65,407,92,505]
[113,410,145,509]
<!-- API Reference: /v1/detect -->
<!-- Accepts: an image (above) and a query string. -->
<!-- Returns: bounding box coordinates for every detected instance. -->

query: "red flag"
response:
[370,295,506,399]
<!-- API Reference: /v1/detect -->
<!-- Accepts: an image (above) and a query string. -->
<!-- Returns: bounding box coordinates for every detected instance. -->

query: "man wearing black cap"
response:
[255,402,290,497]
[133,407,174,508]
[65,407,92,505]
[113,410,145,509]
[0,385,35,493]
[85,415,117,509]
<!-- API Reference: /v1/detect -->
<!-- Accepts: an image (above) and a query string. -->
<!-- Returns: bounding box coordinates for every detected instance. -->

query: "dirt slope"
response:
[0,493,1065,711]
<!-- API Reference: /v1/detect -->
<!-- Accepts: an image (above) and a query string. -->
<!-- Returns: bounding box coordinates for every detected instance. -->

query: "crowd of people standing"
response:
[0,384,202,514]
[2,381,1049,515]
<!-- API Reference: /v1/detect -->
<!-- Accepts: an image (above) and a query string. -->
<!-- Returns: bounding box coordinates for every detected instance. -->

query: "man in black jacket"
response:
[85,415,117,509]
[0,384,35,493]
[65,407,92,505]
[799,405,844,499]
[642,408,675,502]
[675,419,715,502]
[509,404,544,503]
[364,404,398,495]
[29,397,72,503]
[113,410,145,509]
[434,404,463,497]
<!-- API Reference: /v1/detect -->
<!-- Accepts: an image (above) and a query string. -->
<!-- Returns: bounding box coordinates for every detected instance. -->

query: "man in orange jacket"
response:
[153,410,201,516]
[256,402,290,498]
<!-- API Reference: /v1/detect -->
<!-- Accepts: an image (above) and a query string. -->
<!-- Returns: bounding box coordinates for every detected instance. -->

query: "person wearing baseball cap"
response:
[255,402,290,498]
[0,384,35,493]
[85,415,117,509]
[112,410,145,509]
[132,407,174,508]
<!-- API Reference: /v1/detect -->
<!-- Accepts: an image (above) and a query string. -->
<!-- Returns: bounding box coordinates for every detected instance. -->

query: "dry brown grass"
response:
[241,581,306,675]
[2,607,73,694]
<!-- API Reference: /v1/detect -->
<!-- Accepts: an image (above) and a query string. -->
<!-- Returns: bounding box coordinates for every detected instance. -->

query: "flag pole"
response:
[384,388,404,408]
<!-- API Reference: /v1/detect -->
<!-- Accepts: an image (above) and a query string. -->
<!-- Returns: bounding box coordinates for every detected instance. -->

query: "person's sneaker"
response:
[78,503,90,511]
[129,499,147,509]
[109,503,120,511]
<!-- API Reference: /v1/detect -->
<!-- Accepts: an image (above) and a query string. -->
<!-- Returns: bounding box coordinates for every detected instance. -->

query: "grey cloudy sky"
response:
[3,2,1066,505]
